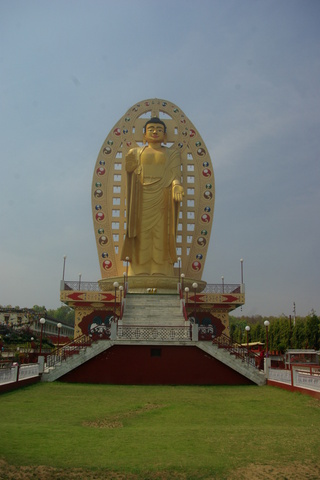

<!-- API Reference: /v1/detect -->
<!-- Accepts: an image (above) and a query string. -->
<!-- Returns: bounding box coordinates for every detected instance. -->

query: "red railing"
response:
[212,332,260,369]
[45,325,111,369]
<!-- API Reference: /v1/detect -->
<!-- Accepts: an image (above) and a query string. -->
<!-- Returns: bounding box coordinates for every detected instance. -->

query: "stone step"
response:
[122,293,185,326]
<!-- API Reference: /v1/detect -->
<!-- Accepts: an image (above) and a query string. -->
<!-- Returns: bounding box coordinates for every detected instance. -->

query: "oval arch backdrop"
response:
[91,98,215,285]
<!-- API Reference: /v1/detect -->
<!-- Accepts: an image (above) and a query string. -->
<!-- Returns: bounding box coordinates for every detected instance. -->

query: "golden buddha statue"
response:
[121,118,184,276]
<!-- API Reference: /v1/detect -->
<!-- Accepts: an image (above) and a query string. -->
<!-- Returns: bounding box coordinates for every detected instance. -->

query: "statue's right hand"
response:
[126,151,139,172]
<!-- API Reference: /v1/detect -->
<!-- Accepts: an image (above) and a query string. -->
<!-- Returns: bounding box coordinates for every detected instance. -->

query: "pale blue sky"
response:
[1,0,319,316]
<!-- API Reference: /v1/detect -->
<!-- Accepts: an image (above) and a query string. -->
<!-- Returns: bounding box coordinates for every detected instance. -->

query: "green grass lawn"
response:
[0,383,320,479]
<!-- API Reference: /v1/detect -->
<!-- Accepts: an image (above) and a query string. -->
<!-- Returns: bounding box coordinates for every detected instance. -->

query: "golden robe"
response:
[121,146,181,276]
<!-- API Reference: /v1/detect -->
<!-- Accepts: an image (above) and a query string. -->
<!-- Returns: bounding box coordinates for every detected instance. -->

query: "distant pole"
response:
[293,302,296,327]
[62,255,67,281]
[78,273,82,291]
[264,320,270,358]
[221,276,224,293]
[240,258,244,284]
[289,315,292,347]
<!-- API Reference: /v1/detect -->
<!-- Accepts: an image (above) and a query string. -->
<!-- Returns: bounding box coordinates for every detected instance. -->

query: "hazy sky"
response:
[1,0,319,317]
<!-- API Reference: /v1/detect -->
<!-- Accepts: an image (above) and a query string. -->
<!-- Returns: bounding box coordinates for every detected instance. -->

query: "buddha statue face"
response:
[144,123,166,144]
[143,118,167,146]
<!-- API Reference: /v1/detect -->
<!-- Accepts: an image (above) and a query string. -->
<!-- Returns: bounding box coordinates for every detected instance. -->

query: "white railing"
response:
[0,363,40,385]
[0,367,17,385]
[268,368,291,385]
[117,325,191,341]
[18,364,40,380]
[268,365,320,394]
[293,368,320,392]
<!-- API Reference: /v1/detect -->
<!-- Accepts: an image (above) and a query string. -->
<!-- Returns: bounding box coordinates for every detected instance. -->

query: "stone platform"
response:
[98,275,206,293]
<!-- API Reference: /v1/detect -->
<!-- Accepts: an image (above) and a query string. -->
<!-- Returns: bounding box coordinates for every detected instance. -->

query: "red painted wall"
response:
[59,345,254,385]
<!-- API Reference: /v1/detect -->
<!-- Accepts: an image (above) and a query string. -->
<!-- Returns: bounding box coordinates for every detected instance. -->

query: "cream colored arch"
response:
[92,98,215,281]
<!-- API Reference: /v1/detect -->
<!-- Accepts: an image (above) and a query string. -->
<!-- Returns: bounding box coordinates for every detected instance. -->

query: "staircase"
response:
[41,339,113,382]
[121,293,186,325]
[118,293,190,341]
[197,341,266,386]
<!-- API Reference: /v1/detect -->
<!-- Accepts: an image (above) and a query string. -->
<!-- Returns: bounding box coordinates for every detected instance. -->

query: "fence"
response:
[117,325,191,341]
[0,363,40,386]
[267,363,320,397]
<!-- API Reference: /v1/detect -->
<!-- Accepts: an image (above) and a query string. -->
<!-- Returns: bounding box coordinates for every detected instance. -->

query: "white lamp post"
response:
[125,257,130,277]
[192,282,198,321]
[245,325,250,360]
[181,273,185,294]
[119,286,124,318]
[113,281,119,318]
[39,318,46,354]
[185,287,189,307]
[57,322,62,349]
[264,320,270,358]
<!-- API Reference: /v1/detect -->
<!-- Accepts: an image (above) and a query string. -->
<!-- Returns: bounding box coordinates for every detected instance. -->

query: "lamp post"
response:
[185,287,189,307]
[264,320,270,358]
[78,273,82,290]
[113,281,119,319]
[57,322,62,350]
[62,255,67,282]
[192,282,198,321]
[119,286,123,319]
[39,318,46,354]
[178,257,181,282]
[240,258,244,285]
[123,271,127,296]
[125,257,129,278]
[221,276,224,293]
[181,273,185,296]
[245,325,250,361]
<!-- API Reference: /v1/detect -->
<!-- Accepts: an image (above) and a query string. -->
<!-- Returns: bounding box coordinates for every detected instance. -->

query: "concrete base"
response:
[56,343,256,386]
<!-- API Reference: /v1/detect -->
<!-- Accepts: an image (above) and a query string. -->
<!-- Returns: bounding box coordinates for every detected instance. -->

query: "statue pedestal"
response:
[98,275,207,294]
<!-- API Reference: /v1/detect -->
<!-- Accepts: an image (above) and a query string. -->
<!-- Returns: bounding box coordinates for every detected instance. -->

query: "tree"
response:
[291,319,306,349]
[305,313,320,349]
[47,306,75,326]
